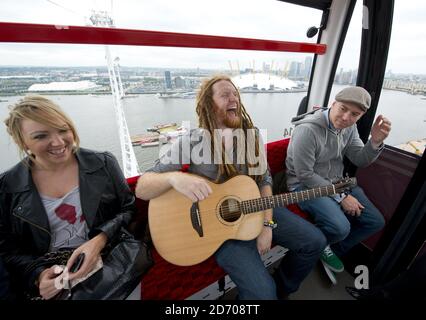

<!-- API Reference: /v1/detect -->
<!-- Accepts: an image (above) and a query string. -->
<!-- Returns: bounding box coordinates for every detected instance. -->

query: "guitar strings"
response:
[196,201,272,218]
[194,185,340,217]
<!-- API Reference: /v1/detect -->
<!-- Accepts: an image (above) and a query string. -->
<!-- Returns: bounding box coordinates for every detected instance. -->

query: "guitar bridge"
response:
[190,202,203,237]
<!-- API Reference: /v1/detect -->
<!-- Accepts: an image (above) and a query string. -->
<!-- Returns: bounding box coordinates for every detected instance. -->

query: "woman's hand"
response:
[38,266,64,300]
[65,232,108,281]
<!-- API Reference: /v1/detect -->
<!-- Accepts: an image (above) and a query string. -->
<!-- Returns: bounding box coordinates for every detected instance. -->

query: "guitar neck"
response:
[242,184,336,214]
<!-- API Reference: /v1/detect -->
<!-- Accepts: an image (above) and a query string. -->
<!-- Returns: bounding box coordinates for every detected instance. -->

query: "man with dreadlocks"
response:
[136,75,326,299]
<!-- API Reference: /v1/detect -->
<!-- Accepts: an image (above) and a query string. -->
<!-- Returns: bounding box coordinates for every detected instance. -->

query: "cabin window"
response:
[328,0,362,104]
[0,0,322,175]
[375,0,426,156]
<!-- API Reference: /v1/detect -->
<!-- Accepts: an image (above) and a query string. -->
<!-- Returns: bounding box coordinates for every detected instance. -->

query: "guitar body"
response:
[149,174,264,266]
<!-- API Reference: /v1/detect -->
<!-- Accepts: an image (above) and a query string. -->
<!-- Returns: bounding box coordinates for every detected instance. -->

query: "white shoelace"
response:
[323,245,334,257]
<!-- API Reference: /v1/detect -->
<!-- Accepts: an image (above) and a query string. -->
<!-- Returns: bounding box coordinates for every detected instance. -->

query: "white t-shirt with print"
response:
[41,186,89,251]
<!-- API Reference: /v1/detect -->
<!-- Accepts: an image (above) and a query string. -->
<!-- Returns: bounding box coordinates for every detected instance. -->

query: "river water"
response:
[1,85,425,175]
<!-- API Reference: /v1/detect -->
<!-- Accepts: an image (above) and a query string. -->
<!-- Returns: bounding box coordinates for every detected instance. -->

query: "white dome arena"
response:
[231,73,297,91]
[28,80,100,91]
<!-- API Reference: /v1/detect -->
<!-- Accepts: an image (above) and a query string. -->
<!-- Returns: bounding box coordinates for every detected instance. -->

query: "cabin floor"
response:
[188,245,355,300]
[219,263,355,300]
[287,263,355,300]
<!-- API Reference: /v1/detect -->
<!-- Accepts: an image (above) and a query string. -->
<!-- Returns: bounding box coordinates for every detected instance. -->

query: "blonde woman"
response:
[0,95,137,299]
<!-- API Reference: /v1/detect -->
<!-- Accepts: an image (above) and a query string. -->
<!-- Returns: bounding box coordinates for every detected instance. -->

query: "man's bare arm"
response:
[135,172,179,200]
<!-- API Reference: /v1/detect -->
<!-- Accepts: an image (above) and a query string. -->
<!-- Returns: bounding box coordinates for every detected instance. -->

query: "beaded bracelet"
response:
[263,219,277,229]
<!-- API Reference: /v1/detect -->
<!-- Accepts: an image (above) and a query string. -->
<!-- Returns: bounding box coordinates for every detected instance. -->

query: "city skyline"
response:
[2,62,425,98]
[1,63,425,77]
[0,0,425,74]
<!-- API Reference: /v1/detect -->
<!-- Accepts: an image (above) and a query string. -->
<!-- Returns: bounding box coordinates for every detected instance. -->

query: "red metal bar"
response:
[0,22,326,54]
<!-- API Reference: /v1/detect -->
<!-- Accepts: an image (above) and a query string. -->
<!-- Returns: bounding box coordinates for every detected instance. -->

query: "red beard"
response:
[215,108,241,128]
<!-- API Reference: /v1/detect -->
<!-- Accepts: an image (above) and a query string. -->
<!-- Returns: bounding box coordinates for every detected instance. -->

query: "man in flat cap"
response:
[285,86,392,283]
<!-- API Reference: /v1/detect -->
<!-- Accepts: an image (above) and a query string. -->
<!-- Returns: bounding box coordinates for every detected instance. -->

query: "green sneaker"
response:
[321,245,344,273]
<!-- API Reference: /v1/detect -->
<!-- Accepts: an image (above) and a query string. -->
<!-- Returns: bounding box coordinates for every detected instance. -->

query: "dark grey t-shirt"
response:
[144,128,272,188]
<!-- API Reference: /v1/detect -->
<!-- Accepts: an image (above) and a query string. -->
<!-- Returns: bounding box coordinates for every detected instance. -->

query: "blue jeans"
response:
[273,207,326,294]
[297,186,385,257]
[214,207,326,299]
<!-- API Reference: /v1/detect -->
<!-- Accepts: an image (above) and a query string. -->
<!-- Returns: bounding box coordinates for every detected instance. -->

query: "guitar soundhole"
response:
[219,198,241,222]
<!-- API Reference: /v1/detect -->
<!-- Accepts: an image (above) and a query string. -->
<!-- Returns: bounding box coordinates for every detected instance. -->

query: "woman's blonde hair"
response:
[4,95,80,163]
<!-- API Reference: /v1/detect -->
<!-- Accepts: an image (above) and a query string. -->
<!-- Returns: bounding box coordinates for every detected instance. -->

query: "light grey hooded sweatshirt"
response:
[286,109,383,190]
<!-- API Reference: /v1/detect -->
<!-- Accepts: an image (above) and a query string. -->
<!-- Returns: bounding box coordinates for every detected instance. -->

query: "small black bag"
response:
[69,228,152,300]
[30,228,153,300]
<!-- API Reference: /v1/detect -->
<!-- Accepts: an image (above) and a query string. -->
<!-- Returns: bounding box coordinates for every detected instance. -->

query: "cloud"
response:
[0,0,425,73]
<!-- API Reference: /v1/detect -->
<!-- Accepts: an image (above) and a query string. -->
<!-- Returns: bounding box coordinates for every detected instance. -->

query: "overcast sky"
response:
[0,0,425,74]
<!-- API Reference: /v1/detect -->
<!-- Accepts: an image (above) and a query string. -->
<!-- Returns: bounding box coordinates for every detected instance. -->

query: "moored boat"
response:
[140,141,160,148]
[396,138,426,156]
[147,122,177,132]
[131,132,159,146]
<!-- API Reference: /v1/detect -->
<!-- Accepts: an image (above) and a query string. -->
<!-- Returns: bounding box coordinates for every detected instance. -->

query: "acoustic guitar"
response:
[149,174,356,266]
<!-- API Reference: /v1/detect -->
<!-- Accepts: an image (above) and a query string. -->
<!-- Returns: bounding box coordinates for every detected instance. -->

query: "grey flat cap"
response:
[335,86,371,111]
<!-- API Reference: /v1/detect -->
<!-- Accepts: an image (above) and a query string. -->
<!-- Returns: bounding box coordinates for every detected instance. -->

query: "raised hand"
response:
[370,114,392,145]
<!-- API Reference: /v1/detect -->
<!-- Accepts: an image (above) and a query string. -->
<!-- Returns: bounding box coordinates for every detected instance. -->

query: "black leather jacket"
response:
[0,148,136,295]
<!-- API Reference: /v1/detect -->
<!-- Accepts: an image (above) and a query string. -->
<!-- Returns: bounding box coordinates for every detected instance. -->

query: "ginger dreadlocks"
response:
[195,75,265,183]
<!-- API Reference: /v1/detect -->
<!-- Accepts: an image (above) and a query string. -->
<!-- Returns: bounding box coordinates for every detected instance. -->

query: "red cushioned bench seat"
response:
[266,138,308,220]
[127,138,309,300]
[126,179,227,300]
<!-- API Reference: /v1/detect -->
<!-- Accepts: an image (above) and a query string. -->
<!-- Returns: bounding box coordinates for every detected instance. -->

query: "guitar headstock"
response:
[333,177,357,194]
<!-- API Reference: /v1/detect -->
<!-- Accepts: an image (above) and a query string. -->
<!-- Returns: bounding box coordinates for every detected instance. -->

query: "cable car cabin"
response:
[0,0,425,300]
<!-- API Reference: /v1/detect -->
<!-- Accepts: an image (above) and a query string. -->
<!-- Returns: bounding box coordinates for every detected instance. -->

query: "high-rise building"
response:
[174,76,185,88]
[263,62,271,73]
[164,71,172,89]
[304,56,313,80]
[288,61,302,78]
